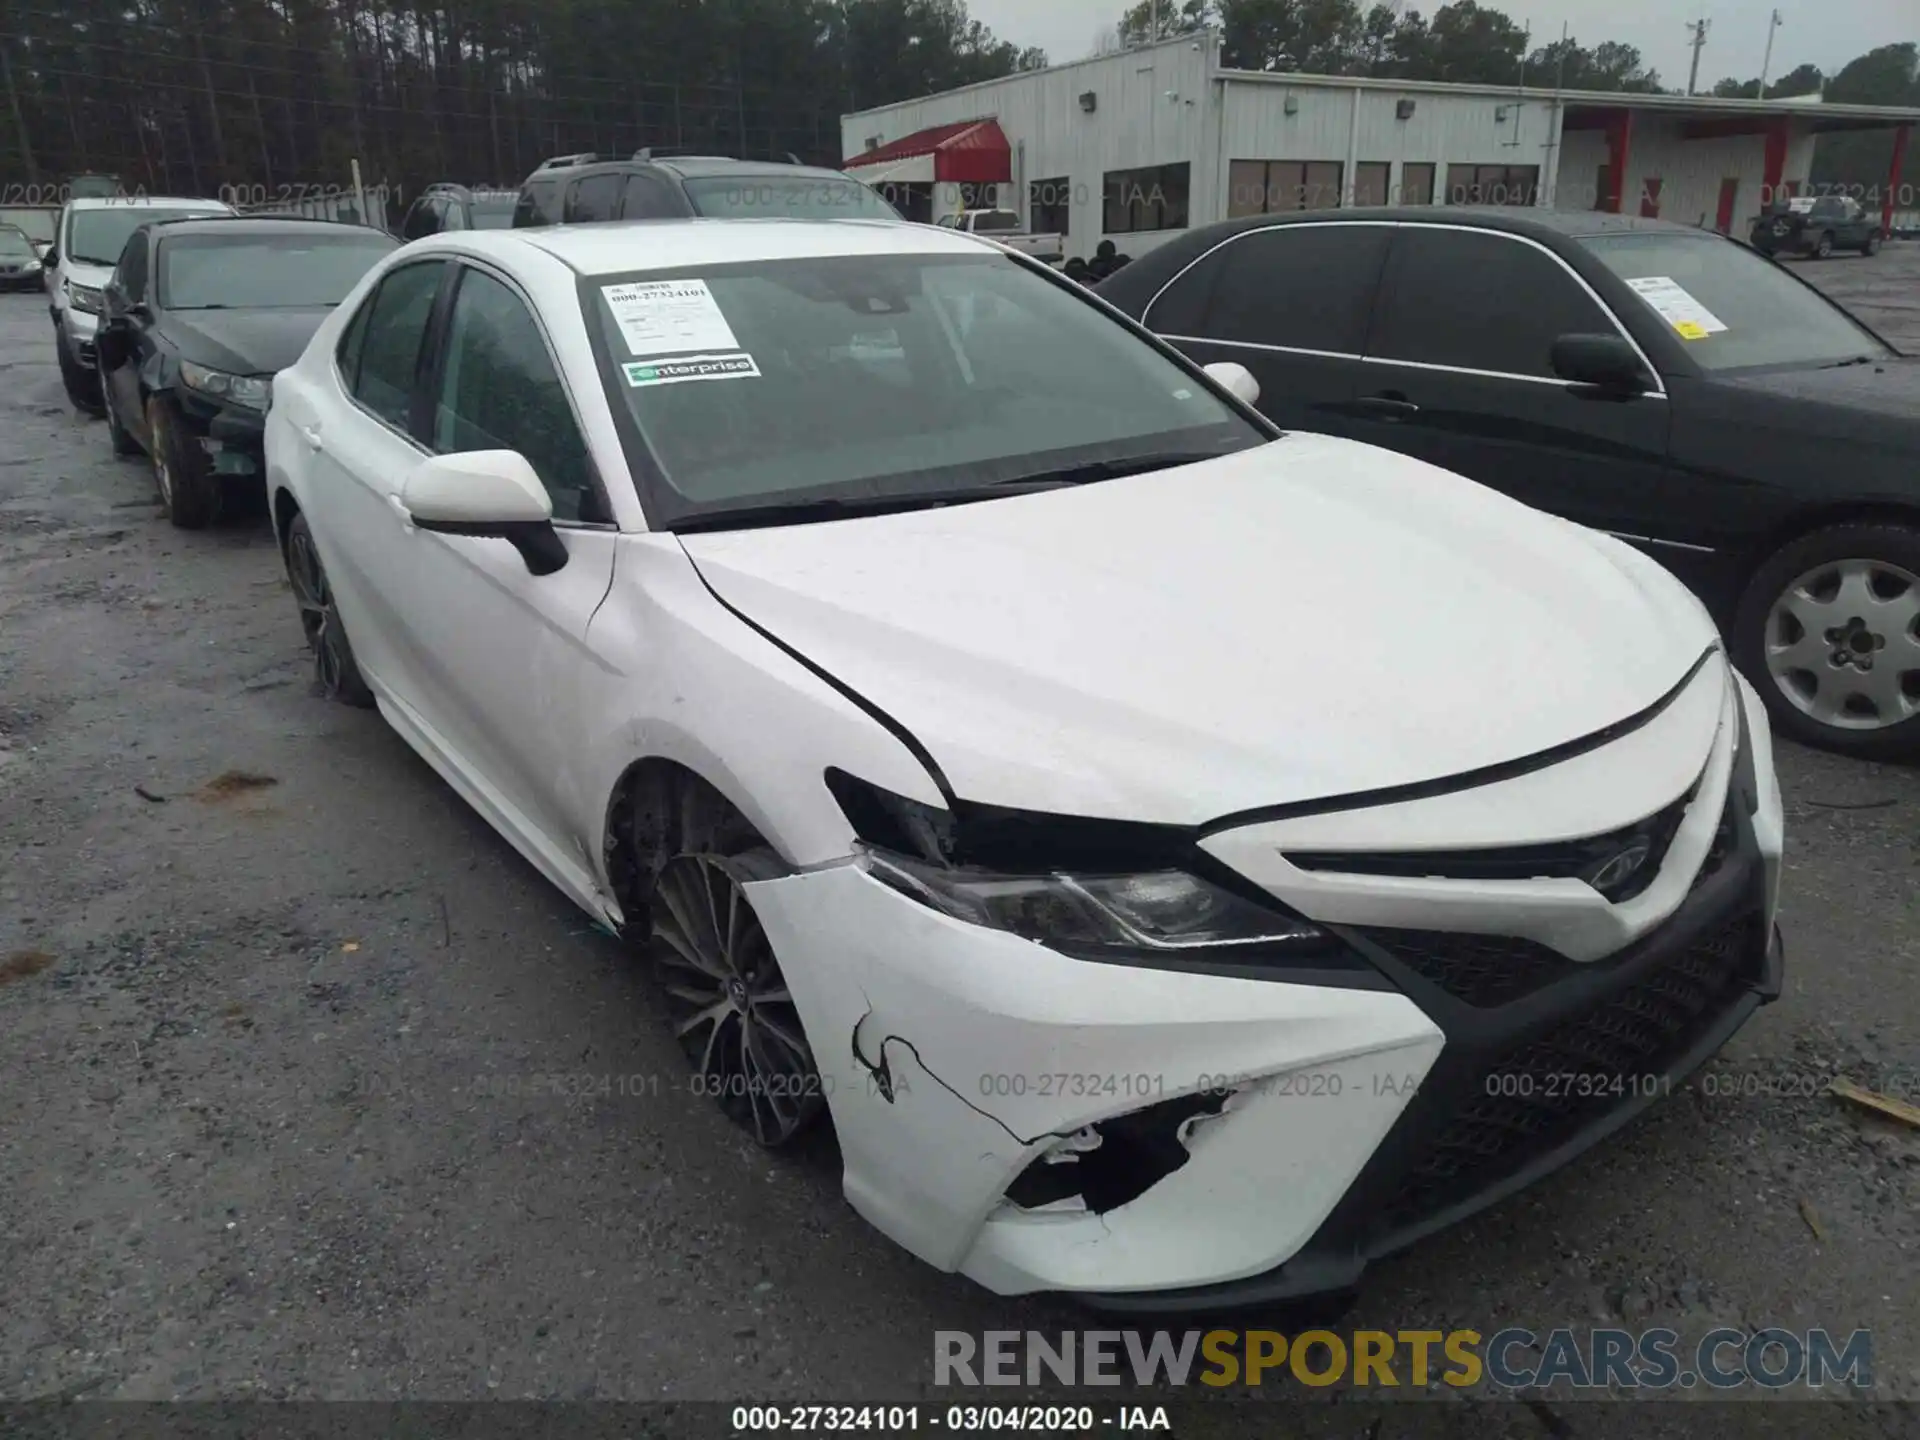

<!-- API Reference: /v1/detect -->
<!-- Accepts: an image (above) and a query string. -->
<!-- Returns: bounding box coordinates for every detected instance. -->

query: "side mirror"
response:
[400,450,568,576]
[42,247,57,267]
[1551,333,1651,392]
[94,324,132,371]
[1203,360,1261,407]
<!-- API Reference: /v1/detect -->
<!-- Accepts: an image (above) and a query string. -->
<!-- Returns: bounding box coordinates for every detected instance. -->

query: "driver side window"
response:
[431,266,599,523]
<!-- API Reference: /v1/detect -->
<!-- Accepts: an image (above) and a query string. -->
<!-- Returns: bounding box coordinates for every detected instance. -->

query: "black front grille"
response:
[1691,792,1738,893]
[1358,929,1572,1009]
[1380,911,1761,1231]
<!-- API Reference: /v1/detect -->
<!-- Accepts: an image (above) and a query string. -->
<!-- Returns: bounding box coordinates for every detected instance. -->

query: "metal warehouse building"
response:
[841,32,1919,261]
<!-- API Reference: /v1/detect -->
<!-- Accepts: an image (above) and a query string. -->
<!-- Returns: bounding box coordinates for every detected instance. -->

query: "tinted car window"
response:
[66,206,226,266]
[0,226,36,259]
[680,175,897,220]
[1184,223,1391,354]
[621,172,680,220]
[1367,228,1610,378]
[400,199,438,241]
[114,232,148,301]
[513,181,558,228]
[568,174,623,223]
[1581,231,1888,372]
[433,268,596,521]
[351,261,445,428]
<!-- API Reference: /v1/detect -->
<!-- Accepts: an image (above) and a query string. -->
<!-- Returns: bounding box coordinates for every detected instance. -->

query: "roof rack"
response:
[537,152,600,170]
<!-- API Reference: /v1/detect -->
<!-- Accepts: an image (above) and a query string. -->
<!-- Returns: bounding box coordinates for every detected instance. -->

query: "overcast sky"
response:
[963,1,1917,90]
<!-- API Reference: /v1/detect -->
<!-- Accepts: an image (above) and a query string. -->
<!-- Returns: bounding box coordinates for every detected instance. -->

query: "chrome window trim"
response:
[1142,218,1669,399]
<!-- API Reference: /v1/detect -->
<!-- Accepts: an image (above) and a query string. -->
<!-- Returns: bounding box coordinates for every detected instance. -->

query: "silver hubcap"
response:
[1765,558,1920,731]
[150,412,172,506]
[650,853,821,1147]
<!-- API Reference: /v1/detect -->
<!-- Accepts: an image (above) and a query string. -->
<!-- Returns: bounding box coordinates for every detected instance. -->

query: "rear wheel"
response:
[1863,231,1881,256]
[99,362,140,457]
[284,510,375,707]
[1813,230,1835,259]
[1733,523,1920,760]
[148,397,222,528]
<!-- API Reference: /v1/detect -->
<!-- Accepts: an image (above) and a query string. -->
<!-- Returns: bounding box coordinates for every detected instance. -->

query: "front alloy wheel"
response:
[648,850,824,1148]
[285,512,375,707]
[1763,559,1920,733]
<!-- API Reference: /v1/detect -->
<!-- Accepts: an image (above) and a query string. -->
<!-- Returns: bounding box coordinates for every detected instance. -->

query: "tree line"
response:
[0,0,1912,209]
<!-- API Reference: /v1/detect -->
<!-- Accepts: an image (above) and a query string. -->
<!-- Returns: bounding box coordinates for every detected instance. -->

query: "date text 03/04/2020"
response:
[730,1406,1172,1432]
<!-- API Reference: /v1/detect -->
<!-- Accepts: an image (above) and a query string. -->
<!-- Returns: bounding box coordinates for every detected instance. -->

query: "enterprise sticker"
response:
[623,353,760,387]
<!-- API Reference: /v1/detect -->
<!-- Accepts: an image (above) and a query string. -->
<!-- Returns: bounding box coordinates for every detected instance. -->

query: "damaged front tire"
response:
[648,848,826,1148]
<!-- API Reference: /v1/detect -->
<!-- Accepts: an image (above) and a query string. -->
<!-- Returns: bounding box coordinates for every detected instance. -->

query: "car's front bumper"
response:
[59,303,99,363]
[175,390,267,477]
[745,660,1783,1305]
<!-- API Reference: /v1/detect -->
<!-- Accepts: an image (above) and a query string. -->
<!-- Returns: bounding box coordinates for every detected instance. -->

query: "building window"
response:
[1399,162,1436,206]
[1103,163,1190,234]
[1227,159,1343,217]
[1354,162,1391,207]
[1030,176,1071,236]
[1444,163,1540,206]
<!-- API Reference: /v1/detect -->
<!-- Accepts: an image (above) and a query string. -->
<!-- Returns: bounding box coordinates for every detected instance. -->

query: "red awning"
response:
[845,118,1011,185]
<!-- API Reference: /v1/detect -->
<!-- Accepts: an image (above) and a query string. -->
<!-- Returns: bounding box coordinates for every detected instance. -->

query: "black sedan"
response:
[1096,207,1920,760]
[94,216,397,527]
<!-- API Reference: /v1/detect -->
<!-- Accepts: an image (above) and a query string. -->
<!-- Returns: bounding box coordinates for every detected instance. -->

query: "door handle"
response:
[1351,395,1421,420]
[298,422,323,450]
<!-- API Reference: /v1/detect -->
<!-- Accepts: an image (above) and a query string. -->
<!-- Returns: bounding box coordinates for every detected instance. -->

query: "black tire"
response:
[56,328,104,415]
[645,844,826,1149]
[1813,231,1834,259]
[99,362,141,457]
[147,397,222,529]
[1732,523,1920,760]
[284,510,376,708]
[1863,231,1881,257]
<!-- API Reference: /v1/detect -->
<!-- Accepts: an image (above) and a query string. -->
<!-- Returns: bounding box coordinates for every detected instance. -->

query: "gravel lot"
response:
[2,246,1918,1410]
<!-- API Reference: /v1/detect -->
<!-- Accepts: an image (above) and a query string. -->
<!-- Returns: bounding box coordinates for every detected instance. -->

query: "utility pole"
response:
[1685,18,1711,97]
[1759,10,1783,96]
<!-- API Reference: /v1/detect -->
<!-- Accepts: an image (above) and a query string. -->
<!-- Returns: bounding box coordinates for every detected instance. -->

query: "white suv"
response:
[48,194,233,411]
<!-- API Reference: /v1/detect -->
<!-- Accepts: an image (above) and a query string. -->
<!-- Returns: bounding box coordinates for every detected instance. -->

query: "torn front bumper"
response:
[741,862,1444,1298]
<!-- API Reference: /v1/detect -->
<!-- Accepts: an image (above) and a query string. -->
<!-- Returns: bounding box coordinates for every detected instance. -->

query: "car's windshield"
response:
[682,175,899,221]
[1580,231,1889,372]
[158,232,398,309]
[68,206,225,265]
[583,250,1266,527]
[969,211,1022,232]
[0,227,35,258]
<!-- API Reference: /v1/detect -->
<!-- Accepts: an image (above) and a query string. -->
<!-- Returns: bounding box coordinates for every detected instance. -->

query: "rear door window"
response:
[567,174,623,224]
[1367,227,1611,378]
[1172,223,1391,354]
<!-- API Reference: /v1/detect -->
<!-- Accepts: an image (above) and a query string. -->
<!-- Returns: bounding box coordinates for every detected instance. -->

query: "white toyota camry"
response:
[265,216,1786,1311]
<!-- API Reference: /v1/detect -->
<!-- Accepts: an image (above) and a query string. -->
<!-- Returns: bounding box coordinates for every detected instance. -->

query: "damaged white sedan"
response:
[264,216,1786,1311]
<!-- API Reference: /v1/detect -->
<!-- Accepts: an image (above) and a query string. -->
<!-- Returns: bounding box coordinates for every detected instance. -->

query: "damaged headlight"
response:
[860,848,1322,952]
[181,360,271,410]
[829,769,1334,959]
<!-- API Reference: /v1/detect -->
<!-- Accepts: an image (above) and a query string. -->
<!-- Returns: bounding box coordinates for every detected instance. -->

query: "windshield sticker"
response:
[1624,275,1727,341]
[601,280,741,357]
[623,353,760,388]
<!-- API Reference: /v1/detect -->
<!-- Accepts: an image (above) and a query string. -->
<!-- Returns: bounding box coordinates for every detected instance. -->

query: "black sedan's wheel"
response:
[647,849,825,1148]
[57,329,104,414]
[284,510,376,708]
[1813,231,1835,259]
[148,398,222,529]
[1734,523,1920,759]
[1863,231,1881,257]
[99,363,141,457]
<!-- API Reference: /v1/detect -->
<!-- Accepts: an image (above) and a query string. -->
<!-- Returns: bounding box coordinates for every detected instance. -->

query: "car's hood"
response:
[678,435,1718,826]
[1711,355,1920,425]
[164,307,335,376]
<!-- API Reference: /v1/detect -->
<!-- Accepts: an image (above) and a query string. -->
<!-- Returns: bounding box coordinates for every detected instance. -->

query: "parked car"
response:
[46,193,235,411]
[1749,194,1881,259]
[0,205,57,259]
[94,215,397,527]
[510,148,900,228]
[1096,207,1920,759]
[263,217,1784,1310]
[396,183,519,240]
[0,224,44,290]
[935,208,1063,265]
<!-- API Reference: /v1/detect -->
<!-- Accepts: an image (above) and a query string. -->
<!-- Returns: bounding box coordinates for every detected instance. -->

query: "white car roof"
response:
[66,196,235,211]
[451,218,998,277]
